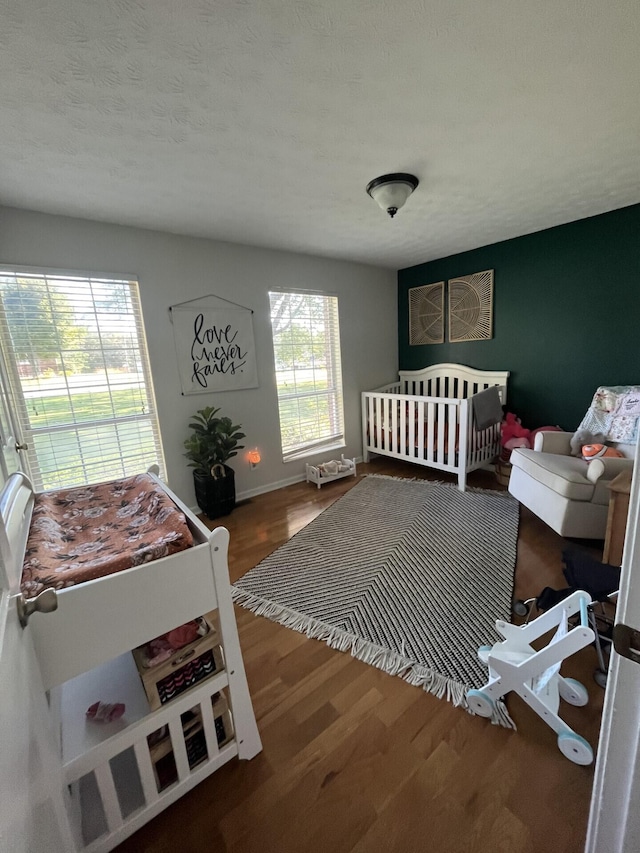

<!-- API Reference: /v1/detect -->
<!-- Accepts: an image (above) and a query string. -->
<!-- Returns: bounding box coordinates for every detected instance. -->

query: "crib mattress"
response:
[21,473,194,596]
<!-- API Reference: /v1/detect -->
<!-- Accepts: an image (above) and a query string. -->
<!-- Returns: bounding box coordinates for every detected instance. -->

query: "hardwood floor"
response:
[116,459,605,853]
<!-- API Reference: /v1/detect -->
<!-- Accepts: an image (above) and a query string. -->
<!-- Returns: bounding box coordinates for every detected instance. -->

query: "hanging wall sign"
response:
[170,297,258,394]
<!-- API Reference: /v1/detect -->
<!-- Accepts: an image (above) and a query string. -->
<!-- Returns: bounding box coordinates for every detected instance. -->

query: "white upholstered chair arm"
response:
[586,457,635,484]
[534,431,573,454]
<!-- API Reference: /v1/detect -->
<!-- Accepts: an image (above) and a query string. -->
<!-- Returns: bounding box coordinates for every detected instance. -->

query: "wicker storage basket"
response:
[495,459,512,487]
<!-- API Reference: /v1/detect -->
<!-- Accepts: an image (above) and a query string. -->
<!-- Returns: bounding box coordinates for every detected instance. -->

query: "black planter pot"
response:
[193,465,236,519]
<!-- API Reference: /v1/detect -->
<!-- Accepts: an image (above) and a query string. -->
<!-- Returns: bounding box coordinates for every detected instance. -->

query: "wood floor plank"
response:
[218,687,387,848]
[257,650,353,728]
[115,459,601,853]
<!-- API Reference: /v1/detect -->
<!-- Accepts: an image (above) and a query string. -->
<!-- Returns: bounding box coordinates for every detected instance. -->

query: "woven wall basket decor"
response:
[408,281,445,345]
[448,269,494,342]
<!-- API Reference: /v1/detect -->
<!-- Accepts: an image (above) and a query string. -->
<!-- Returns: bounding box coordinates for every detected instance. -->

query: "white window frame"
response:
[0,265,165,490]
[269,289,345,462]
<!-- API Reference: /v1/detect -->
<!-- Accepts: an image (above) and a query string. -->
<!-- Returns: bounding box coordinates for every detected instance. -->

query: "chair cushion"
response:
[510,448,595,501]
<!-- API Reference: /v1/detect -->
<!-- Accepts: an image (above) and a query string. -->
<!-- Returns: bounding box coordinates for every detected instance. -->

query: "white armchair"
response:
[508,431,635,539]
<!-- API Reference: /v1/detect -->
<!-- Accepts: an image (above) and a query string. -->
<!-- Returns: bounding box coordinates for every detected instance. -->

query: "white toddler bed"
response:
[362,363,510,490]
[1,469,261,852]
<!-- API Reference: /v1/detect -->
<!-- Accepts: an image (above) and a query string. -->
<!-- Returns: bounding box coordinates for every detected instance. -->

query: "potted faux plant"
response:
[184,406,245,519]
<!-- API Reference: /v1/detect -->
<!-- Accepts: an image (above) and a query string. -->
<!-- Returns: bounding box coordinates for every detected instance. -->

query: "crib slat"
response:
[362,394,369,462]
[370,397,377,452]
[168,717,190,782]
[363,396,370,461]
[448,402,457,463]
[399,398,406,456]
[472,412,478,460]
[458,399,470,490]
[436,403,446,464]
[373,397,379,451]
[483,426,491,462]
[482,423,493,462]
[95,762,124,833]
[426,402,435,462]
[391,397,398,454]
[371,396,378,452]
[134,739,160,804]
[383,397,389,452]
[407,398,417,459]
[417,400,424,460]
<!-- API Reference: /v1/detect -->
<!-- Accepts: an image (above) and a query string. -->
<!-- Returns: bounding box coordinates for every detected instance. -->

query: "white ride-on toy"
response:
[467,590,595,765]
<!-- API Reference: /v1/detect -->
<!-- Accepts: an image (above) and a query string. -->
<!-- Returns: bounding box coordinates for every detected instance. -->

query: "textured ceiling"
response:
[0,0,639,269]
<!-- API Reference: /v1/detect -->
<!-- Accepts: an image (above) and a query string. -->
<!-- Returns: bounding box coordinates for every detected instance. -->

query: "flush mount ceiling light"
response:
[366,173,419,218]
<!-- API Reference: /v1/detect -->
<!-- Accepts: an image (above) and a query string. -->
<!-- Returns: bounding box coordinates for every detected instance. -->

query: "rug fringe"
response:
[365,473,516,498]
[231,587,515,730]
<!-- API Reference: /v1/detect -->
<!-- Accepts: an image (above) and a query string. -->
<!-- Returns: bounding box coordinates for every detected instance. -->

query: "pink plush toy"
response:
[86,701,125,723]
[529,425,563,450]
[501,413,531,451]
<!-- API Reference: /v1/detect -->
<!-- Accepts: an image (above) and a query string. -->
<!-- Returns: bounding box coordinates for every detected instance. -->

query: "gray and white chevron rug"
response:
[232,475,519,726]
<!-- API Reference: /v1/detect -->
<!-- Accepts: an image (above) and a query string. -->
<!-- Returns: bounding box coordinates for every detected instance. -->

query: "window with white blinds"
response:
[0,268,165,490]
[269,290,344,462]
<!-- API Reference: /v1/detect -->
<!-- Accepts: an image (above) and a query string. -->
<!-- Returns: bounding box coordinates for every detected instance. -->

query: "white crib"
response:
[362,363,510,490]
[0,471,262,852]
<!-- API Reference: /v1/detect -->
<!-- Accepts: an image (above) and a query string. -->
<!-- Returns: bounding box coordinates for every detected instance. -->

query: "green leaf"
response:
[184,405,245,468]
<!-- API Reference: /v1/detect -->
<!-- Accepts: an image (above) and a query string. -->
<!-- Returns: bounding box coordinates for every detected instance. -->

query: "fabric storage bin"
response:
[132,617,225,710]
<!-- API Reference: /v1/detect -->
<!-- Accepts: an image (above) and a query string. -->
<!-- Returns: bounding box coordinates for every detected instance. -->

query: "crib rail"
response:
[398,363,509,404]
[399,375,486,399]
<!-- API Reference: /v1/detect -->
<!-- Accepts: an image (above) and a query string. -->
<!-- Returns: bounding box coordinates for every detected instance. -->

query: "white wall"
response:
[0,207,397,507]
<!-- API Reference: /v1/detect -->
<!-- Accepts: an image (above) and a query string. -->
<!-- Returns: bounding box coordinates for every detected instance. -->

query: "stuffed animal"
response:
[501,412,531,450]
[570,429,605,457]
[528,425,562,450]
[581,444,625,461]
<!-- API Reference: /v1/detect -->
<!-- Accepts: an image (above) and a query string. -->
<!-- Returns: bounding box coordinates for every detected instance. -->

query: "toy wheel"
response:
[559,677,589,706]
[512,599,529,617]
[593,668,608,689]
[466,689,495,718]
[557,732,593,765]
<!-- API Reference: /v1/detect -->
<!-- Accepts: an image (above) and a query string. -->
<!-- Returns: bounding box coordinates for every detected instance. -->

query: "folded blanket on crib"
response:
[473,385,503,431]
[21,473,194,596]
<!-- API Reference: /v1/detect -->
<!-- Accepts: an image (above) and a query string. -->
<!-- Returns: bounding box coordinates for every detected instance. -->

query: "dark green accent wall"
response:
[398,204,640,431]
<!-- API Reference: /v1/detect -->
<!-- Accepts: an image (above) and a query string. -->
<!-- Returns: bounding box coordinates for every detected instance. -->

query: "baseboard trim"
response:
[237,471,308,502]
[189,456,364,515]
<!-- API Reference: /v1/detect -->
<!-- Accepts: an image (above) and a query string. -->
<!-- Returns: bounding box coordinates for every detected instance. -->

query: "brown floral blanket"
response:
[22,474,194,596]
